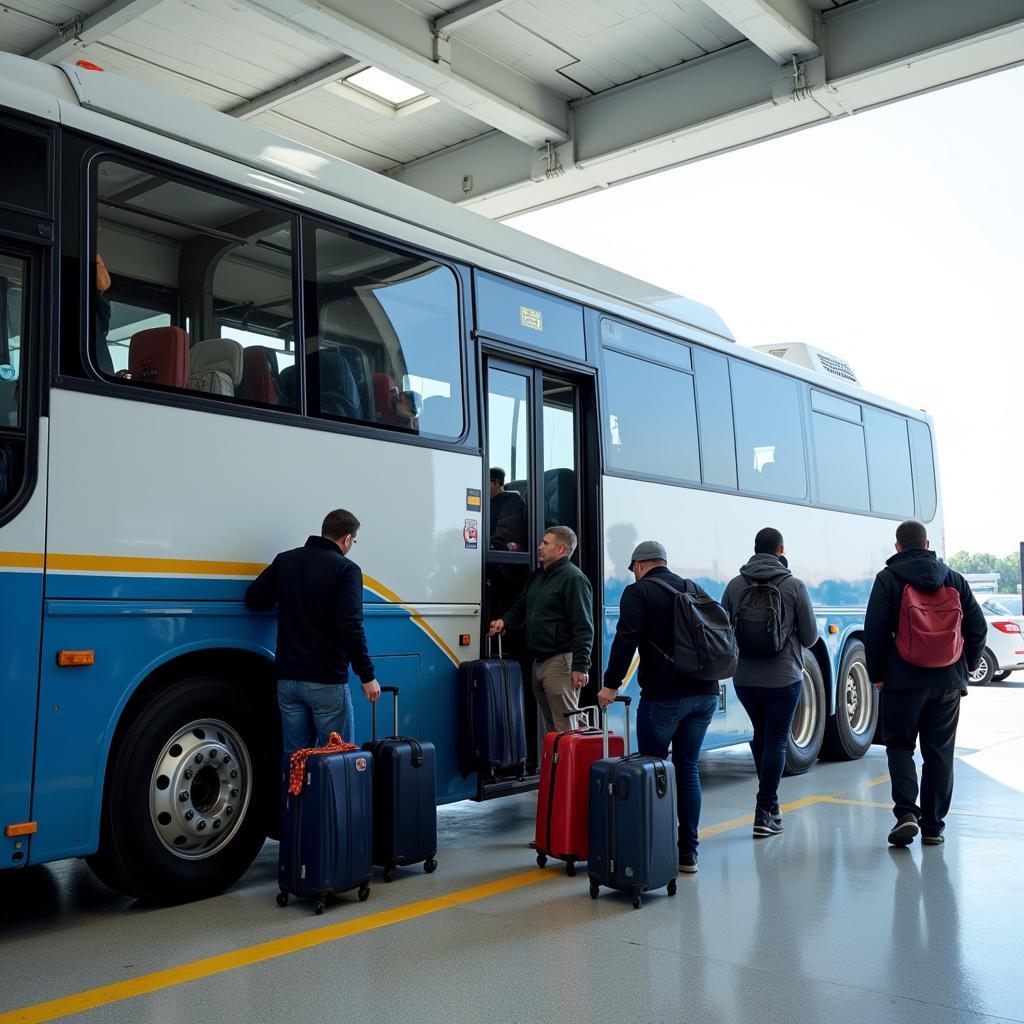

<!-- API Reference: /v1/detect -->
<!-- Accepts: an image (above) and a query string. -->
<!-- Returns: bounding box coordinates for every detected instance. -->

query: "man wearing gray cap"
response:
[598,541,721,874]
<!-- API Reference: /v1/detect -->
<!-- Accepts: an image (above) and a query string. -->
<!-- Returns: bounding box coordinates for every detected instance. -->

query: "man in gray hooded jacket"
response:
[722,527,817,837]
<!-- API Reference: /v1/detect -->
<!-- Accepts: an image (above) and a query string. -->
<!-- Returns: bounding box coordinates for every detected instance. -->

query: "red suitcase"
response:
[534,697,631,876]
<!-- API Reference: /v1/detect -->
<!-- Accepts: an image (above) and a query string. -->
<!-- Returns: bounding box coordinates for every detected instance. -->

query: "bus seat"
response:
[372,372,399,425]
[544,467,576,531]
[279,365,296,406]
[238,345,281,405]
[188,337,243,396]
[319,350,363,419]
[128,326,189,387]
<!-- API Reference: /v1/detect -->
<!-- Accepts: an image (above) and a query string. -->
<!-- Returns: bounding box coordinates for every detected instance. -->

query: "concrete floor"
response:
[2,676,1023,1024]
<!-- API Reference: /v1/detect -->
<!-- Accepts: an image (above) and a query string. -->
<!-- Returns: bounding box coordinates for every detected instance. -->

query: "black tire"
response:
[993,671,1012,682]
[822,640,878,761]
[968,649,996,686]
[86,675,275,904]
[784,653,826,775]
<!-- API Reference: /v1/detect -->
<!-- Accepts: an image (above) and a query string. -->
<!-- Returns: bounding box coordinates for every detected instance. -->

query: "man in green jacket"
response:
[488,525,594,736]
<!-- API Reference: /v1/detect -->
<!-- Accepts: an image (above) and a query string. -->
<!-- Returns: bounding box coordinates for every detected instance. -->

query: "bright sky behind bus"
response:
[512,64,1024,558]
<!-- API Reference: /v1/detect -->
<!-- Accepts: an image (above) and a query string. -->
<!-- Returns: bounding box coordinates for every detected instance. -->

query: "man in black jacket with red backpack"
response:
[864,520,986,847]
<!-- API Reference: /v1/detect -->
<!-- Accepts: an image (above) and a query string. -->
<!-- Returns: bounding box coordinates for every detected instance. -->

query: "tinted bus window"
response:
[0,254,26,430]
[694,347,736,489]
[865,408,914,517]
[909,419,938,522]
[603,349,699,482]
[731,361,807,500]
[813,411,869,510]
[600,318,691,370]
[0,121,50,215]
[312,226,463,438]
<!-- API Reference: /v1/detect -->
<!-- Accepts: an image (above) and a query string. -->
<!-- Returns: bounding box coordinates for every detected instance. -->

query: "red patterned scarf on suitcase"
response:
[288,732,358,796]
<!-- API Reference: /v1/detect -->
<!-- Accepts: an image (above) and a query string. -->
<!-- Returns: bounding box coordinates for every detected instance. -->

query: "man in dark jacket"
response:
[488,526,593,736]
[864,519,986,846]
[722,528,818,839]
[597,541,720,874]
[489,467,526,551]
[246,508,381,752]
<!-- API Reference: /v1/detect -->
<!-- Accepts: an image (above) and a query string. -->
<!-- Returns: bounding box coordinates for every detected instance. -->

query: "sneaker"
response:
[887,814,919,846]
[678,851,698,874]
[753,808,782,837]
[922,832,945,845]
[769,804,783,830]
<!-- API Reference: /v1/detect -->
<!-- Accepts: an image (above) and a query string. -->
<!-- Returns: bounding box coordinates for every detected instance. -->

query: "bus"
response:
[0,54,940,905]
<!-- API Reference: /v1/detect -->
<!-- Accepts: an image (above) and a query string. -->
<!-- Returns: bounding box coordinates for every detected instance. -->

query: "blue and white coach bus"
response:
[0,55,940,903]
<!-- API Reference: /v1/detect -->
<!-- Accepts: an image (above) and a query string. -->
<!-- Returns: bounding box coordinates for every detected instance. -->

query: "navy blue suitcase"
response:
[458,635,527,779]
[587,708,678,909]
[277,743,374,914]
[363,686,439,881]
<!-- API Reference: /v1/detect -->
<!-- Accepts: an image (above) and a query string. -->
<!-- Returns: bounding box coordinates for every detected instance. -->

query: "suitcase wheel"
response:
[536,853,547,869]
[383,868,395,883]
[668,880,678,897]
[589,880,600,899]
[313,899,326,915]
[565,860,577,878]
[424,858,437,874]
[276,891,289,908]
[632,895,642,910]
[358,885,370,902]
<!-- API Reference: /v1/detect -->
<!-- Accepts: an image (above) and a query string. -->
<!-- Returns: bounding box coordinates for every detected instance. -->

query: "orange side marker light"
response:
[5,822,37,838]
[57,650,95,667]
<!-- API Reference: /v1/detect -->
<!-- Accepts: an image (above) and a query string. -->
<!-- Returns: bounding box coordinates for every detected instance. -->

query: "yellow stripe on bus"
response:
[45,553,267,576]
[0,551,45,569]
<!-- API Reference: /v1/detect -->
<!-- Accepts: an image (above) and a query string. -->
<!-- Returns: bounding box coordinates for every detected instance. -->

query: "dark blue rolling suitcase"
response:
[588,706,678,909]
[363,686,438,882]
[458,635,527,780]
[277,736,374,914]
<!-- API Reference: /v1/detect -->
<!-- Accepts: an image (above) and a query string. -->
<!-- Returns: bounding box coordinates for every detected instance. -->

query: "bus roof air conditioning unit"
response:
[753,343,860,386]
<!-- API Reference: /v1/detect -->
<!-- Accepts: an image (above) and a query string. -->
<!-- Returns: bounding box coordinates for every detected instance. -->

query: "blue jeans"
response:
[278,680,354,752]
[636,694,719,857]
[734,681,802,811]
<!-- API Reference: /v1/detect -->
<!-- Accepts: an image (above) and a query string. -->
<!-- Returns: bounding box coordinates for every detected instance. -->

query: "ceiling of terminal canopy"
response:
[4,0,1024,216]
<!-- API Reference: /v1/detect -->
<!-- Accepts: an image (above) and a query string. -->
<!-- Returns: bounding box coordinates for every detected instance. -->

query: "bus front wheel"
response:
[784,655,826,775]
[87,675,274,904]
[821,640,877,761]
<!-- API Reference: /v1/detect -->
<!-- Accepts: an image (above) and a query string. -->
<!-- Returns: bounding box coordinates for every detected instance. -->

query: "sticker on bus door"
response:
[463,519,479,549]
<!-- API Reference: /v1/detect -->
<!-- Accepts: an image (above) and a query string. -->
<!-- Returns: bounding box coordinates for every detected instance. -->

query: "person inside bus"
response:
[93,252,116,376]
[245,508,381,751]
[489,467,526,551]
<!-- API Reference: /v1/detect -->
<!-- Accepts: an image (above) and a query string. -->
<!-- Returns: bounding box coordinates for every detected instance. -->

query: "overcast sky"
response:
[511,64,1024,557]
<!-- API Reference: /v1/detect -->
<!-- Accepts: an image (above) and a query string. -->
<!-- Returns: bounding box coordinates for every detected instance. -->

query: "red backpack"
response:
[895,583,964,668]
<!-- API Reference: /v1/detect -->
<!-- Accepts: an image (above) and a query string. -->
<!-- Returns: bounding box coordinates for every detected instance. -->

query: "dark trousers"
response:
[734,681,802,811]
[881,687,961,833]
[636,694,719,857]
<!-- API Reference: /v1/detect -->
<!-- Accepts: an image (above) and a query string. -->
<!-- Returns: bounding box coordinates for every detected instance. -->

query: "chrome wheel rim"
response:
[791,668,818,748]
[968,656,990,684]
[846,661,872,735]
[149,719,252,860]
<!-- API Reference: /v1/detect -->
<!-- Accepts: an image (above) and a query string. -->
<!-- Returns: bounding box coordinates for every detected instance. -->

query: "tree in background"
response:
[948,550,1021,593]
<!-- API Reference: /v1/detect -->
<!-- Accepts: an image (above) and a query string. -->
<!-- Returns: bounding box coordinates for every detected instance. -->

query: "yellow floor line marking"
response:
[699,795,829,839]
[823,796,1024,822]
[863,773,891,788]
[0,868,558,1024]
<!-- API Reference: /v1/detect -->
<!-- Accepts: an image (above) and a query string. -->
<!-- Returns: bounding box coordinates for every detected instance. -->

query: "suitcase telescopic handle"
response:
[488,632,503,659]
[371,686,400,741]
[600,695,632,758]
[563,706,598,729]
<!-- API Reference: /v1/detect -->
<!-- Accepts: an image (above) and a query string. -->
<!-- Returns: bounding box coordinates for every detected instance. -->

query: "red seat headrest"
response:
[128,327,189,388]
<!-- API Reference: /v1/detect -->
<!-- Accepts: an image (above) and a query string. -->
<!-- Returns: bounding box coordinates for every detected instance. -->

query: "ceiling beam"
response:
[434,0,517,37]
[239,0,569,147]
[388,0,1024,217]
[699,0,819,63]
[227,55,365,120]
[29,0,165,63]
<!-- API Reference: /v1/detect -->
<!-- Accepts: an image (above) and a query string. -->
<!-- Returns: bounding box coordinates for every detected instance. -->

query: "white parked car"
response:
[969,596,1024,684]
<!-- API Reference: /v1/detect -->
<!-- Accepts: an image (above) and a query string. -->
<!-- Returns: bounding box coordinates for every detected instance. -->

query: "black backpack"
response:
[733,575,787,658]
[648,577,738,681]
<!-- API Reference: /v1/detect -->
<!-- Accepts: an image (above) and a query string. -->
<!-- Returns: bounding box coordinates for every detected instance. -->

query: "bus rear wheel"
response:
[87,676,273,905]
[784,654,826,775]
[821,640,877,761]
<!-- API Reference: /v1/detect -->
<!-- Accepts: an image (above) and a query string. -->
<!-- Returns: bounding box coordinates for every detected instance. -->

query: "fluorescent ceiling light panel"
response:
[345,67,426,106]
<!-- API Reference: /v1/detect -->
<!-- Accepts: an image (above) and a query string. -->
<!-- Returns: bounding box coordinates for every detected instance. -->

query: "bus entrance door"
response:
[483,360,595,790]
